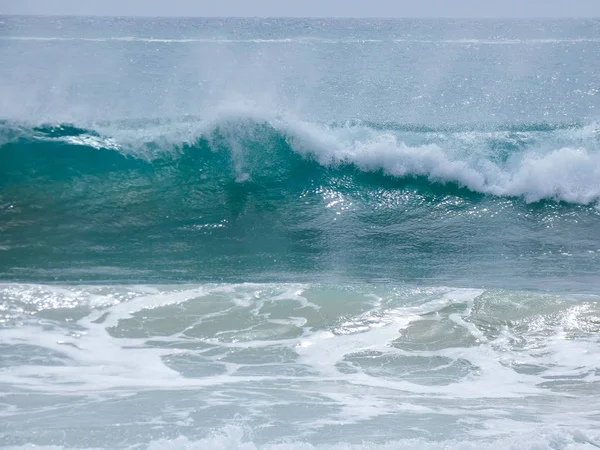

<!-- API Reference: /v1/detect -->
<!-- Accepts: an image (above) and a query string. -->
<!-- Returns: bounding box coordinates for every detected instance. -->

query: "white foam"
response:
[1,284,600,448]
[60,134,121,150]
[281,118,600,205]
[137,425,600,449]
[4,425,600,449]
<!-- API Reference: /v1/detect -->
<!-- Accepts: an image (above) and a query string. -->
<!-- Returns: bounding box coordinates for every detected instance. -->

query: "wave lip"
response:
[281,118,600,205]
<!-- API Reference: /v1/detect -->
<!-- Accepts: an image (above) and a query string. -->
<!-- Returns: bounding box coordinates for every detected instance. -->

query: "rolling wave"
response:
[1,116,599,205]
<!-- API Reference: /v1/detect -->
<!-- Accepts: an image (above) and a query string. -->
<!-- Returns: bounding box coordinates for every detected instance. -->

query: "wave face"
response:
[1,117,600,286]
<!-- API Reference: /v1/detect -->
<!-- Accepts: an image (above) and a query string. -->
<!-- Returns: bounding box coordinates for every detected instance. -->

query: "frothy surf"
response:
[1,283,599,448]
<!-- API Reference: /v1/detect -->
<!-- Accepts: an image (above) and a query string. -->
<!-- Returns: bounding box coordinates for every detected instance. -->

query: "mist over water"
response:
[1,16,600,449]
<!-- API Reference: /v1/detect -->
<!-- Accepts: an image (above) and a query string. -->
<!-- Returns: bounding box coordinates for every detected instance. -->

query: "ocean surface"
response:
[1,16,600,449]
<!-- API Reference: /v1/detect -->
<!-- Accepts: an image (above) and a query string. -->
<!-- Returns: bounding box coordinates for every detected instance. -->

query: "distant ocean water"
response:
[1,16,600,449]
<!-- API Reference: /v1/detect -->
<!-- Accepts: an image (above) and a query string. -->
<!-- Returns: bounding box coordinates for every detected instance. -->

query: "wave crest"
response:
[1,116,600,205]
[286,120,600,204]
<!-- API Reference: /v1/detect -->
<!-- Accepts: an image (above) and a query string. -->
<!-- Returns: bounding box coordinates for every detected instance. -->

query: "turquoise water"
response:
[1,16,600,449]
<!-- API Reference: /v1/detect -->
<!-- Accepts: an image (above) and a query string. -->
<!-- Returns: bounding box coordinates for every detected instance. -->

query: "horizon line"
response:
[1,13,600,20]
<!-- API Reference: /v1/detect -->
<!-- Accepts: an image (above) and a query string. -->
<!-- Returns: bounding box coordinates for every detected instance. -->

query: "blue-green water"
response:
[1,16,600,449]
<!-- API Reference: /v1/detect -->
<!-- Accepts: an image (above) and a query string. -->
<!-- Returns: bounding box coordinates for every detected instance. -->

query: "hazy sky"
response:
[1,0,600,18]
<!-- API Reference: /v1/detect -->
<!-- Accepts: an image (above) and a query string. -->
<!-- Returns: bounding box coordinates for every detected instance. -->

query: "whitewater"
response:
[1,16,600,450]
